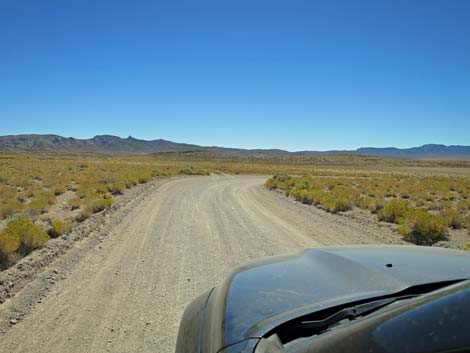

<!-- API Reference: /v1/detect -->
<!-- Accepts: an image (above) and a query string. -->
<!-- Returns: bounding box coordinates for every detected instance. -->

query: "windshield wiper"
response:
[294,295,416,331]
[263,280,465,346]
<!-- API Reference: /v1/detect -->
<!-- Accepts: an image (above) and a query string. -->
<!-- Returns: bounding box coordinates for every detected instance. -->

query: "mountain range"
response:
[0,134,469,159]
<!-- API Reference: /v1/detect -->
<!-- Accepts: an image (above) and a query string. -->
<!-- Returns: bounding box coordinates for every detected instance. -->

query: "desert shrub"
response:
[356,196,372,210]
[95,184,108,194]
[76,208,93,222]
[296,179,313,190]
[331,198,353,213]
[107,182,125,195]
[0,199,23,219]
[193,169,210,176]
[378,199,410,223]
[54,184,67,195]
[47,219,68,238]
[272,173,291,182]
[179,168,194,175]
[265,178,277,190]
[28,194,55,215]
[123,178,138,188]
[368,199,385,214]
[1,217,49,255]
[319,196,354,214]
[68,197,81,210]
[439,208,464,229]
[292,189,314,205]
[320,194,335,211]
[0,232,20,255]
[266,174,294,190]
[87,195,114,214]
[138,174,151,183]
[0,231,21,267]
[398,210,448,245]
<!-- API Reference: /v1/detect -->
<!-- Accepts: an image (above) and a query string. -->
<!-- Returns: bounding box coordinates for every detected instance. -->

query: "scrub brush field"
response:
[266,172,470,246]
[1,152,470,270]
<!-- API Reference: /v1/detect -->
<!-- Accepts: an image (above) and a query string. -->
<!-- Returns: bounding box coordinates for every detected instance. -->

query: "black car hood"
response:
[217,246,470,348]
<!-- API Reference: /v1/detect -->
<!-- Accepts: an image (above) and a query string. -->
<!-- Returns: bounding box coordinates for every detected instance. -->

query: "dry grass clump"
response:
[87,195,114,214]
[27,192,56,215]
[107,182,125,195]
[76,208,93,223]
[47,219,70,238]
[398,210,448,245]
[0,199,23,220]
[68,197,81,210]
[327,198,353,213]
[75,195,114,222]
[53,184,67,196]
[0,218,49,268]
[0,231,20,268]
[179,168,194,175]
[439,208,464,229]
[377,199,410,223]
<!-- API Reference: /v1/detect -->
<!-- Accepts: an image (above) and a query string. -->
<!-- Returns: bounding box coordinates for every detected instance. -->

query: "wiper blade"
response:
[265,281,465,345]
[295,295,416,330]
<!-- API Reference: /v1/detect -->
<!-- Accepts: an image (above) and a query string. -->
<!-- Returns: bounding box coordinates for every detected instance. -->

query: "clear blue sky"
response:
[1,0,469,151]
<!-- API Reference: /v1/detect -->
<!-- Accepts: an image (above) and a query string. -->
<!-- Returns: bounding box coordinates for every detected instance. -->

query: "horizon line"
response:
[0,132,468,153]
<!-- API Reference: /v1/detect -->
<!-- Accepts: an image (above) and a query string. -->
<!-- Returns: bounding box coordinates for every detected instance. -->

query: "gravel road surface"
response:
[0,175,402,353]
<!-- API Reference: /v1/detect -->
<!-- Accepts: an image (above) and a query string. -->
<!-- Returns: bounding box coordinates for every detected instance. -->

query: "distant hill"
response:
[0,134,204,154]
[0,134,469,160]
[354,145,470,159]
[0,134,294,156]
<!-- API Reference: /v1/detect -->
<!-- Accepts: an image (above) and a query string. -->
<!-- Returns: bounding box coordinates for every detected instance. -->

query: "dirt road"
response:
[0,175,402,353]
